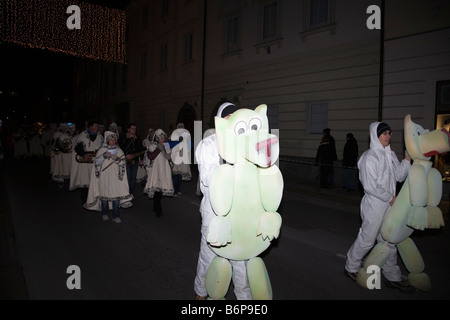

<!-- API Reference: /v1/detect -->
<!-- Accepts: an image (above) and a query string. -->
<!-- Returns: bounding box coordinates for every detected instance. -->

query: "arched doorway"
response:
[176,103,197,165]
[176,102,197,137]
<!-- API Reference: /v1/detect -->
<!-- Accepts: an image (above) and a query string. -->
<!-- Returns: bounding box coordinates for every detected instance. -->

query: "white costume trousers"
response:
[345,195,402,281]
[194,224,252,299]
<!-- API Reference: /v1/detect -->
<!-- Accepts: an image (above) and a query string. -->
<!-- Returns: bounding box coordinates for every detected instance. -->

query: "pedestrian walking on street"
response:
[119,123,146,196]
[84,131,133,223]
[193,102,252,300]
[143,129,174,217]
[344,121,414,292]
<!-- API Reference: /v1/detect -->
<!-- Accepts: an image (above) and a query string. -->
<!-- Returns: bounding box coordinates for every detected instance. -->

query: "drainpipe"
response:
[200,0,207,127]
[378,0,385,121]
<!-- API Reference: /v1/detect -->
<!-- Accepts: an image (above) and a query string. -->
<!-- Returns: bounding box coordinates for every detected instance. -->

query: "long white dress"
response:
[52,133,76,182]
[143,142,174,198]
[69,130,103,190]
[84,146,133,211]
[13,133,28,158]
[171,128,192,181]
[41,129,55,158]
[29,134,43,157]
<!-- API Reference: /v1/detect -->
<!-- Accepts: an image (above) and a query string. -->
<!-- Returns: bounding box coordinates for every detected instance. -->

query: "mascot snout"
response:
[256,137,278,167]
[420,128,450,158]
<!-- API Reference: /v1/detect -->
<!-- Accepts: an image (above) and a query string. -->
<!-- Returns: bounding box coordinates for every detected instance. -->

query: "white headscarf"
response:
[153,129,167,142]
[103,131,119,148]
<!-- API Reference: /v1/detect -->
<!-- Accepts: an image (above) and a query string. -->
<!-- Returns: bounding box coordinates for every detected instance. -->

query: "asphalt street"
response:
[1,156,450,301]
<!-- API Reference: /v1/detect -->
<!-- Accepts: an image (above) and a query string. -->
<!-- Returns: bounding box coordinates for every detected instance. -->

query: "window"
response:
[309,102,328,134]
[308,0,330,29]
[226,15,240,51]
[301,1,335,42]
[255,0,282,51]
[140,52,147,77]
[184,33,193,62]
[161,44,168,70]
[262,1,278,40]
[437,80,450,112]
[435,80,450,181]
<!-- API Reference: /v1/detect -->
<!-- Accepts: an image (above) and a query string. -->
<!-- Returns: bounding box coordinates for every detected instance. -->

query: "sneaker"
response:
[384,279,415,293]
[112,217,122,224]
[102,215,109,221]
[344,269,357,282]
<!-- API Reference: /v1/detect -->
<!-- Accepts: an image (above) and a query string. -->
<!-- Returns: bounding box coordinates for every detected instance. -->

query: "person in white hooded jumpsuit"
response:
[345,121,411,285]
[193,102,252,300]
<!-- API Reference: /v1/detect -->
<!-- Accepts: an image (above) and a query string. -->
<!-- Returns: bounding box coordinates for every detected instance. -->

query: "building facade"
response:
[73,0,450,185]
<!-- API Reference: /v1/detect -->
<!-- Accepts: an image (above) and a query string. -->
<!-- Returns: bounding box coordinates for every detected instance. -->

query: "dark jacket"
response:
[315,140,335,165]
[343,137,358,167]
[119,135,146,161]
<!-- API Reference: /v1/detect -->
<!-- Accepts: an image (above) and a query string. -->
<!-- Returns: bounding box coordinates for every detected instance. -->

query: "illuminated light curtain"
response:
[0,0,126,64]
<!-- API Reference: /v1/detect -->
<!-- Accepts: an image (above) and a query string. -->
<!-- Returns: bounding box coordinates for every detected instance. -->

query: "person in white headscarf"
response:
[143,128,174,217]
[344,121,413,292]
[84,131,133,223]
[70,120,104,203]
[41,122,58,177]
[108,122,119,134]
[28,126,44,158]
[170,123,192,196]
[52,123,77,191]
[50,123,68,185]
[12,127,28,159]
[193,102,252,300]
[137,128,155,185]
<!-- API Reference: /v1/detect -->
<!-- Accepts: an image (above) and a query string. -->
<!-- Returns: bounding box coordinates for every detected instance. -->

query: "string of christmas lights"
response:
[0,0,126,64]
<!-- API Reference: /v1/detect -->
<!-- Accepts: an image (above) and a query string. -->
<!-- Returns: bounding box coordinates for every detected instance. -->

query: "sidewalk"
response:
[280,158,450,215]
[280,158,363,214]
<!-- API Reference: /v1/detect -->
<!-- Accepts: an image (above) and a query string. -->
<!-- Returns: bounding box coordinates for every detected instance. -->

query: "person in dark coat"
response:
[343,133,359,191]
[322,128,337,187]
[315,136,335,189]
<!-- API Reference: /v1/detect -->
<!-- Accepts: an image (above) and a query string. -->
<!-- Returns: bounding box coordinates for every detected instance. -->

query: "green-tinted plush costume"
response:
[356,114,449,291]
[206,104,283,299]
